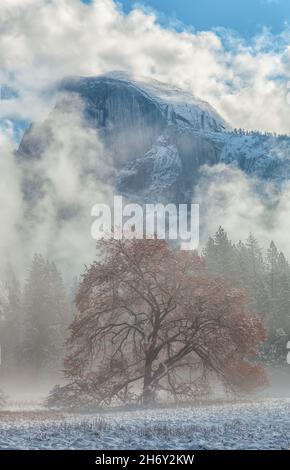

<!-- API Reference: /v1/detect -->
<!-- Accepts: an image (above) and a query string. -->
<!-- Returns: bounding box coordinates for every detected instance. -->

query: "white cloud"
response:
[0,96,113,279]
[0,128,24,275]
[0,0,289,133]
[1,0,290,278]
[195,164,290,258]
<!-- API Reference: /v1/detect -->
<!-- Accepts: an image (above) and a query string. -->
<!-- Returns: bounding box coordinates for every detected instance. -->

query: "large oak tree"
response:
[49,238,267,409]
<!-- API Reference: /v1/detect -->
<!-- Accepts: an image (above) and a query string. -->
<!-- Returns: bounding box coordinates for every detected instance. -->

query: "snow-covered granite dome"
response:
[17,72,290,203]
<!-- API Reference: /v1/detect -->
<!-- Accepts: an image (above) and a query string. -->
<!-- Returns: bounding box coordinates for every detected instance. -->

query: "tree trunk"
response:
[142,355,154,406]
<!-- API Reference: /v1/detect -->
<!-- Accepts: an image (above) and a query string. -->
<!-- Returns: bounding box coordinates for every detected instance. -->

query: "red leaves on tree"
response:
[52,238,267,408]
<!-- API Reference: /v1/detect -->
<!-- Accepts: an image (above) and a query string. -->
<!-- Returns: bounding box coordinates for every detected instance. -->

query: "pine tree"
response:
[203,231,290,365]
[276,253,290,333]
[2,274,22,376]
[45,262,71,372]
[242,234,269,315]
[202,236,217,272]
[266,241,281,336]
[203,226,239,283]
[263,248,290,364]
[22,255,72,379]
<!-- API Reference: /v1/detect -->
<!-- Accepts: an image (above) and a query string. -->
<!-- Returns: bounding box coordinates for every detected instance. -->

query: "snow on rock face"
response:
[58,74,166,166]
[119,72,230,132]
[219,133,290,182]
[17,72,290,205]
[60,72,229,133]
[117,135,182,202]
[17,73,229,202]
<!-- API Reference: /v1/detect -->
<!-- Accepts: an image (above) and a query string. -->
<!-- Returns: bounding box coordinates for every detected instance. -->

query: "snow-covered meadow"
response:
[0,399,289,450]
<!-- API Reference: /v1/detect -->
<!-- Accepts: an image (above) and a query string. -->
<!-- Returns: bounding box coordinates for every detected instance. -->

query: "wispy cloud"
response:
[0,0,290,278]
[0,0,289,134]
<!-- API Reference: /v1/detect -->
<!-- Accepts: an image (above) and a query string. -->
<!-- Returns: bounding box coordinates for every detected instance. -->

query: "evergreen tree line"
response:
[203,227,290,365]
[227,128,290,140]
[0,255,74,381]
[1,230,289,387]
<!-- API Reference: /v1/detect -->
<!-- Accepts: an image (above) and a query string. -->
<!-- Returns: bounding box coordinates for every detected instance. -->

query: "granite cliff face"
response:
[17,73,290,204]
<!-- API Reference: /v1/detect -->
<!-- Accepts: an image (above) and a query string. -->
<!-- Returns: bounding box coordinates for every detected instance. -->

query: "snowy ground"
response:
[0,398,289,450]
